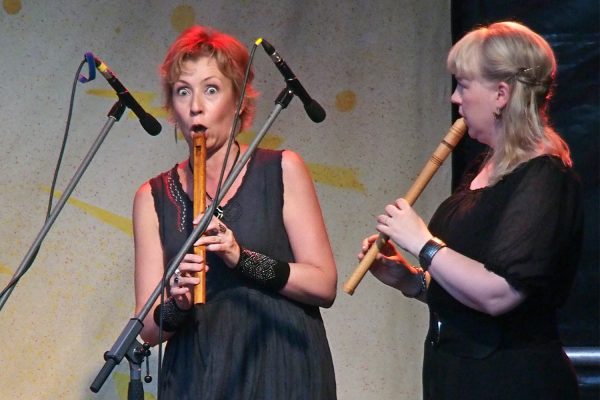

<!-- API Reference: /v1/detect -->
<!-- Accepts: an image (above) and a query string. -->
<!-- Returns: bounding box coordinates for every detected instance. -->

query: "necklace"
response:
[188,141,241,219]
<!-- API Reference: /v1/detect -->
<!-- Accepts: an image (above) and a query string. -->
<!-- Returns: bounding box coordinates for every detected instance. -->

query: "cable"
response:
[0,57,87,299]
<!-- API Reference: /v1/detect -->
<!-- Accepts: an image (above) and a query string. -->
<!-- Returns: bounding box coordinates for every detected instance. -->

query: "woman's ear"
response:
[496,81,511,109]
[236,99,246,116]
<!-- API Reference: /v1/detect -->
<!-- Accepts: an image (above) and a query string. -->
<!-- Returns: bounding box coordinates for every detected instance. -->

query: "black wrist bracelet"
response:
[418,237,446,270]
[153,297,192,332]
[405,267,427,298]
[235,247,290,292]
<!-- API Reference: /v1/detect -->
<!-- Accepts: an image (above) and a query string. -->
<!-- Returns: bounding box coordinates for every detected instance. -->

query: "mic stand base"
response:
[127,341,151,400]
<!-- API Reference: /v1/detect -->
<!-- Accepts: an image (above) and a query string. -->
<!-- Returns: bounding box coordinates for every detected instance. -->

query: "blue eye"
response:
[175,87,190,96]
[205,86,218,95]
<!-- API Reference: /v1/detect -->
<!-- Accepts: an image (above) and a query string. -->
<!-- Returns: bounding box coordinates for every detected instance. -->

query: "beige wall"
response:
[0,1,452,398]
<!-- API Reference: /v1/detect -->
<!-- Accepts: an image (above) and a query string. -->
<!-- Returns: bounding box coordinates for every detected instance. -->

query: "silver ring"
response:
[174,275,180,285]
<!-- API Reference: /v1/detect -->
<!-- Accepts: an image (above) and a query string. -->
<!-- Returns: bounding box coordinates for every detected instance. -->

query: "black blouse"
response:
[426,155,583,358]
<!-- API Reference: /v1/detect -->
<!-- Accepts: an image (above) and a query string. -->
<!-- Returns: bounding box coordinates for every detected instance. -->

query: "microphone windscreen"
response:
[305,100,326,123]
[140,114,162,136]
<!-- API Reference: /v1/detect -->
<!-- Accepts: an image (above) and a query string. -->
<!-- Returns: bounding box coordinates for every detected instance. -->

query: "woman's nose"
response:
[450,88,461,105]
[190,93,203,115]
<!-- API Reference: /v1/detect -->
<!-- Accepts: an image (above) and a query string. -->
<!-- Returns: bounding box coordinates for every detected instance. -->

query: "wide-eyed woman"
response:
[134,25,337,399]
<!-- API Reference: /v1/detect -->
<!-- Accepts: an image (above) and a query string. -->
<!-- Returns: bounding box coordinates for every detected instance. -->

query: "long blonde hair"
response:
[447,21,571,184]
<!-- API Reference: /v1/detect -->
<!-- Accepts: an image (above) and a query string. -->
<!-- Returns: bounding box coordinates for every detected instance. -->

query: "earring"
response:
[173,123,178,143]
[493,107,502,120]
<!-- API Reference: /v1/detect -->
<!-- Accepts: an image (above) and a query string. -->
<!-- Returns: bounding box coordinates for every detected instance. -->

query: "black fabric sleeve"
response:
[483,158,583,303]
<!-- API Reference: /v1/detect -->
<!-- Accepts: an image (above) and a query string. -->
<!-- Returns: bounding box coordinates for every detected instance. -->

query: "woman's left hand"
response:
[192,214,241,269]
[376,198,432,256]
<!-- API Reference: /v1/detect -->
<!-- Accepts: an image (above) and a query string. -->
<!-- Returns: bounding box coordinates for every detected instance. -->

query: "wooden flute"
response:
[192,134,207,304]
[343,118,467,295]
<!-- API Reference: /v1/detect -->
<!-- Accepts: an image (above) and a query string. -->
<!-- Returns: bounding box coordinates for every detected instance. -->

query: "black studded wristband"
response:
[153,297,192,332]
[235,247,290,292]
[418,237,447,270]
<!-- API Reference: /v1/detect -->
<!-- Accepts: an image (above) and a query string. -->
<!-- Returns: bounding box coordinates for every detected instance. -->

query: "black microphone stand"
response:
[90,87,296,397]
[0,101,127,311]
[126,340,152,400]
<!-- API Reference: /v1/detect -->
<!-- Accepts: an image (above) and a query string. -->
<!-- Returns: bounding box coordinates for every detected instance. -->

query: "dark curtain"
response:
[450,1,599,398]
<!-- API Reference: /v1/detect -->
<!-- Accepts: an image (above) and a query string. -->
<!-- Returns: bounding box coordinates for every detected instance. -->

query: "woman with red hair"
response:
[134,26,337,399]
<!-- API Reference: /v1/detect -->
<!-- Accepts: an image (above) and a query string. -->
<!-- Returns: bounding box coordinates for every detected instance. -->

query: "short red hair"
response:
[160,26,258,131]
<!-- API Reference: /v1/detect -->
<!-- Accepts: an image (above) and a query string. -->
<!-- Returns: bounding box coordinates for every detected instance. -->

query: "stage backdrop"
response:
[0,1,452,399]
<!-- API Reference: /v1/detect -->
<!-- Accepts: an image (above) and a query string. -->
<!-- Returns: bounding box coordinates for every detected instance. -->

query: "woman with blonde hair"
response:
[359,21,582,399]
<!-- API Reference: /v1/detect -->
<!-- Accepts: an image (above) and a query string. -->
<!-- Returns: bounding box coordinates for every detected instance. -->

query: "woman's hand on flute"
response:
[376,198,433,257]
[192,214,241,269]
[170,253,206,310]
[358,234,413,289]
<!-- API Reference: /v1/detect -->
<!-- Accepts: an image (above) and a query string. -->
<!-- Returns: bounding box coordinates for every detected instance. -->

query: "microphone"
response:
[93,55,162,136]
[260,39,326,123]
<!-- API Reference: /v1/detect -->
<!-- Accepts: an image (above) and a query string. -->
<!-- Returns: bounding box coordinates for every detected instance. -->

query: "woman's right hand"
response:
[358,234,412,289]
[169,253,206,310]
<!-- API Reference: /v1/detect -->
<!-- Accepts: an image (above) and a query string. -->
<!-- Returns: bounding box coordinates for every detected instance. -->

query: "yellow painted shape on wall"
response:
[309,163,364,192]
[2,0,21,14]
[171,4,196,33]
[237,130,284,150]
[42,187,133,236]
[335,90,357,112]
[237,131,363,191]
[114,371,156,400]
[86,89,168,120]
[0,263,12,275]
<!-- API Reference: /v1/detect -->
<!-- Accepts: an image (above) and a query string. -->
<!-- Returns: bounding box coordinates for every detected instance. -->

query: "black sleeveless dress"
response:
[423,155,582,400]
[149,149,336,400]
